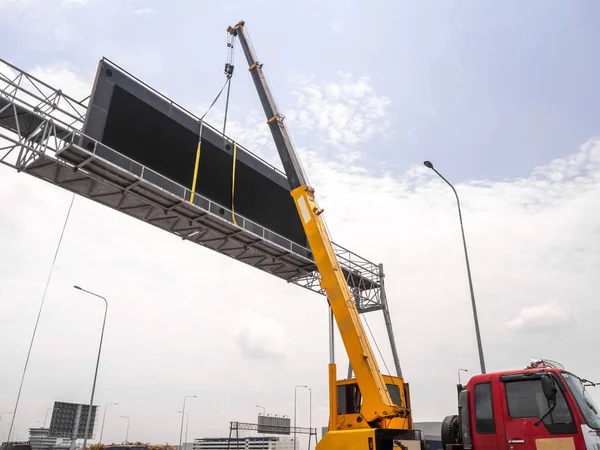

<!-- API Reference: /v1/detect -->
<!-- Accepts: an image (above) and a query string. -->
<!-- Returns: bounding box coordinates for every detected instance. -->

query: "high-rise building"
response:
[28,428,57,450]
[193,437,296,450]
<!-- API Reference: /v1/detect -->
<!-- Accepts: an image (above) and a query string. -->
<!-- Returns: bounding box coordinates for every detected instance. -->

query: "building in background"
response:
[28,428,57,450]
[414,422,442,450]
[193,437,296,450]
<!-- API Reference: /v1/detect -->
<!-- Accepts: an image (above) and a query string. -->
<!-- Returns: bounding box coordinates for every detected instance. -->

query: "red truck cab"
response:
[441,360,600,450]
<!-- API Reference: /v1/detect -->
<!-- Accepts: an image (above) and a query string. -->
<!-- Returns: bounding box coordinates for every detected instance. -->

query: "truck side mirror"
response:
[541,375,557,402]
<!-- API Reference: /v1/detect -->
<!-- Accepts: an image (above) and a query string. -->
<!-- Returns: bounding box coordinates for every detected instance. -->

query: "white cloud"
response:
[287,72,391,161]
[235,309,288,360]
[0,0,91,14]
[60,0,92,5]
[0,0,41,13]
[133,7,156,17]
[30,64,92,102]
[0,0,92,42]
[507,302,574,332]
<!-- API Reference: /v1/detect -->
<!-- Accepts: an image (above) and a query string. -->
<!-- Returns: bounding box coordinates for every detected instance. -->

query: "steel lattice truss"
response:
[229,422,315,436]
[0,58,384,313]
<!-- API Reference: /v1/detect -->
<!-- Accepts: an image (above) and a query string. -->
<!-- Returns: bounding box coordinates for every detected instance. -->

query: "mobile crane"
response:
[227,21,422,450]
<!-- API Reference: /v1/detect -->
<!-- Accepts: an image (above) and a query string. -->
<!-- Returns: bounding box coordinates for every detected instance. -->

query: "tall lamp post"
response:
[99,402,118,443]
[43,408,52,429]
[178,411,189,449]
[256,406,266,450]
[294,385,311,450]
[179,396,196,450]
[457,368,468,386]
[423,161,486,374]
[1,415,13,447]
[74,286,109,450]
[306,388,312,450]
[120,416,130,443]
[0,412,12,426]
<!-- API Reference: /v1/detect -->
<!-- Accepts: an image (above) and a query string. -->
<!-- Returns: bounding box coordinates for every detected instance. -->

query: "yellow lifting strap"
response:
[190,121,204,204]
[231,141,238,225]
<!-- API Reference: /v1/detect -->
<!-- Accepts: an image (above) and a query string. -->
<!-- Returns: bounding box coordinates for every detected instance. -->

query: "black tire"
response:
[441,414,460,448]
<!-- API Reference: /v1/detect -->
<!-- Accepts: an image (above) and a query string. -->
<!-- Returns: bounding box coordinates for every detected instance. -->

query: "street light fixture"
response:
[120,416,130,443]
[73,286,109,450]
[458,368,469,385]
[99,403,118,444]
[179,396,196,450]
[423,161,487,374]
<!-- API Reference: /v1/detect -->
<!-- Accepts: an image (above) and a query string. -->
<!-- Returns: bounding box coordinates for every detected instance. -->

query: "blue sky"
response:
[3,0,599,181]
[1,0,600,445]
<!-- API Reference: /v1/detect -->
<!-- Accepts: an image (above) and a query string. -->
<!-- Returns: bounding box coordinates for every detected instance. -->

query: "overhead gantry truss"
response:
[0,57,384,314]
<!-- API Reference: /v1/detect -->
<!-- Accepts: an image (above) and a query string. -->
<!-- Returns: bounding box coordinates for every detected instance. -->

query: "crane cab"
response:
[334,375,414,431]
[318,375,423,450]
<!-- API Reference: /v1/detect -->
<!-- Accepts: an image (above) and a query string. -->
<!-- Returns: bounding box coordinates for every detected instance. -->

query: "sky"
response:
[1,0,600,446]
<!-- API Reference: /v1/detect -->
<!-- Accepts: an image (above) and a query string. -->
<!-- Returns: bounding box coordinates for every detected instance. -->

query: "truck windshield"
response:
[562,372,600,429]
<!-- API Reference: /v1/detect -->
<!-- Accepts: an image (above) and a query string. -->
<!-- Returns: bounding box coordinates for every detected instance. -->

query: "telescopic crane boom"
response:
[227,20,421,450]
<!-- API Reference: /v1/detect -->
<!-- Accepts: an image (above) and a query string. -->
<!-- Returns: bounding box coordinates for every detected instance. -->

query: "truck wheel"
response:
[441,415,460,448]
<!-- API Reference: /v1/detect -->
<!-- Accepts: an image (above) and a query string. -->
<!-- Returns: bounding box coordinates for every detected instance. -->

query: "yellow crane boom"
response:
[227,20,422,450]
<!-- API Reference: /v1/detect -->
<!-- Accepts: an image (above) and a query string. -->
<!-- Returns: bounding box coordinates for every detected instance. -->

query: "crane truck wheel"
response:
[441,415,460,448]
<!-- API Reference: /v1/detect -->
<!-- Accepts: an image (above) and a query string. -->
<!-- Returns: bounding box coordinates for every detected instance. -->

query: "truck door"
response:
[471,382,503,450]
[500,375,582,450]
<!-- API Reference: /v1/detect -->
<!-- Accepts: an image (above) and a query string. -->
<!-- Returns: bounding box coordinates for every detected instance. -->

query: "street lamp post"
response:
[423,161,487,374]
[457,368,469,398]
[294,385,310,450]
[179,396,196,450]
[0,413,12,426]
[256,406,266,450]
[74,286,109,450]
[99,403,118,444]
[43,408,52,429]
[179,411,189,449]
[306,388,312,450]
[120,416,130,443]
